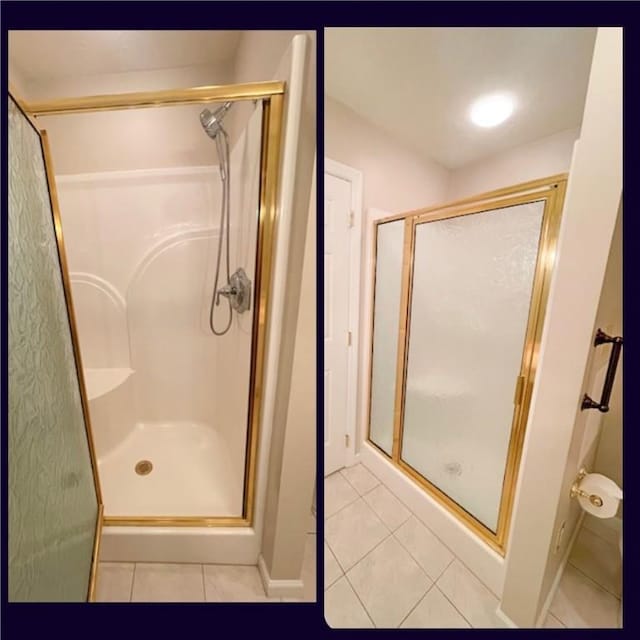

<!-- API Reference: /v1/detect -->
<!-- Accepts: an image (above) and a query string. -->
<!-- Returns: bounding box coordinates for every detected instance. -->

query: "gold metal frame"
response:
[18,82,285,530]
[87,505,104,602]
[9,93,105,602]
[366,175,567,554]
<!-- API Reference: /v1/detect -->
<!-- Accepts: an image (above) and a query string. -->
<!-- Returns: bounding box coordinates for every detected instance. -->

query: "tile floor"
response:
[324,463,622,628]
[96,523,316,602]
[551,522,622,628]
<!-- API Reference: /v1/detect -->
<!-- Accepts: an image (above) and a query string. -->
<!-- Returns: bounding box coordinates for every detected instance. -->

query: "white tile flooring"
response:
[552,522,622,628]
[96,527,316,602]
[324,463,622,628]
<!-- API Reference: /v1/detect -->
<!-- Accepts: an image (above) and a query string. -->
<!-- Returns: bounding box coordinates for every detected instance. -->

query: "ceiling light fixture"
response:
[469,93,515,128]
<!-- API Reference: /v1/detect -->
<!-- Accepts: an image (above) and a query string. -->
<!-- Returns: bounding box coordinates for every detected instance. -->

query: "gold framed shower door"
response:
[366,175,567,554]
[20,81,285,529]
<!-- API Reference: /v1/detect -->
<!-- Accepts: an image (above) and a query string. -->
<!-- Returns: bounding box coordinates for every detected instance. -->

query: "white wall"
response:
[325,96,449,215]
[500,28,622,627]
[326,97,449,457]
[22,64,234,174]
[230,29,316,147]
[326,93,579,215]
[446,128,579,200]
[8,60,30,97]
[252,33,318,587]
[592,209,623,488]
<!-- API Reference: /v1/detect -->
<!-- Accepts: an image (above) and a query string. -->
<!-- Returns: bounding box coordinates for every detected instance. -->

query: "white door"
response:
[324,171,352,475]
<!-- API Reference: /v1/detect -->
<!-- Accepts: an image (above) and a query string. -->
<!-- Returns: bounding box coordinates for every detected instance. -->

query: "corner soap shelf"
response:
[84,367,134,401]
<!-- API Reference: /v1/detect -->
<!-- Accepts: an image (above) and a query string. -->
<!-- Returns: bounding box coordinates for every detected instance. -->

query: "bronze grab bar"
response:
[581,329,623,413]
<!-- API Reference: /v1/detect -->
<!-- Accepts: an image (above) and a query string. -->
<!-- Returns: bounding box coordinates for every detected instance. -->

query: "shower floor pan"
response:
[98,421,244,518]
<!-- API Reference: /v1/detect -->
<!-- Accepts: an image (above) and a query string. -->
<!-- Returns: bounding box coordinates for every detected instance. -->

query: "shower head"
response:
[200,102,233,139]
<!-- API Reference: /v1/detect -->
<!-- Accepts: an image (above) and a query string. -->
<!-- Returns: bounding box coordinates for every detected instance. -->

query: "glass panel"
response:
[369,219,404,455]
[39,100,264,518]
[401,201,544,531]
[8,97,98,601]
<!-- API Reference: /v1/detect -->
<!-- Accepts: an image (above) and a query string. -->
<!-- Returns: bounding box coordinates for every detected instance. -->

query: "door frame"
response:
[19,81,285,528]
[325,158,363,469]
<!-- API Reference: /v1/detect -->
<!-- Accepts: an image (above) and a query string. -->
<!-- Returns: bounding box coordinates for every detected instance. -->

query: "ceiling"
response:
[325,28,597,169]
[9,30,242,81]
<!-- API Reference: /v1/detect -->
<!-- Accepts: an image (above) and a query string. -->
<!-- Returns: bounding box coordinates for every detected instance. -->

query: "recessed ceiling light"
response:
[469,93,515,128]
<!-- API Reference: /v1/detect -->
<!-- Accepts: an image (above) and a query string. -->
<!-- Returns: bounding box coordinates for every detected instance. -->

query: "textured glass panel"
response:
[369,220,404,455]
[9,98,98,601]
[401,202,544,532]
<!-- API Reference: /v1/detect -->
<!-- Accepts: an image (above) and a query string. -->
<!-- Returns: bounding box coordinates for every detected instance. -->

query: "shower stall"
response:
[365,175,567,554]
[8,81,286,592]
[41,84,282,527]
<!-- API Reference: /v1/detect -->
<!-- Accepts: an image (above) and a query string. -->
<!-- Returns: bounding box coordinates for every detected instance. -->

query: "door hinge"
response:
[345,434,350,447]
[348,210,354,228]
[347,330,353,346]
[514,375,526,406]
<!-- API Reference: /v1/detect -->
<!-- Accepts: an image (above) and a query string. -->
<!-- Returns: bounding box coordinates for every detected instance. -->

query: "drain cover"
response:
[135,460,153,475]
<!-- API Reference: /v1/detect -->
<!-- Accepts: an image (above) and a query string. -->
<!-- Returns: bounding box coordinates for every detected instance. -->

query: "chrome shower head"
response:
[200,102,233,139]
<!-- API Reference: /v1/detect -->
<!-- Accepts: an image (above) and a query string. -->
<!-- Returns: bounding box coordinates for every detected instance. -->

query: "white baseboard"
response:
[257,554,304,598]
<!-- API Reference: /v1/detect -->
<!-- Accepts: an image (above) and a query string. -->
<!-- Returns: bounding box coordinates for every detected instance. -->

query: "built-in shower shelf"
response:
[84,367,134,401]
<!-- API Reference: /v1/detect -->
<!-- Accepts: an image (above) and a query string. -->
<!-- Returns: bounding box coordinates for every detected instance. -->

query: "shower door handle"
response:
[581,329,623,413]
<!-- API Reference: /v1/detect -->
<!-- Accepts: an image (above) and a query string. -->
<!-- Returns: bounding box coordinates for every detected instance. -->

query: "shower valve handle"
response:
[216,284,237,306]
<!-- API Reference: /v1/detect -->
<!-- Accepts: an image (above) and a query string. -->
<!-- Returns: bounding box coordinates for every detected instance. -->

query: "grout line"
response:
[397,581,437,628]
[359,461,460,559]
[365,464,500,598]
[325,493,360,520]
[323,543,344,590]
[361,485,413,532]
[358,460,383,483]
[201,564,206,602]
[340,464,381,496]
[335,464,502,624]
[391,524,454,583]
[342,569,378,628]
[581,519,621,546]
[433,554,455,584]
[326,492,391,535]
[344,531,432,628]
[566,561,622,601]
[325,479,362,521]
[436,584,475,628]
[327,512,392,575]
[444,554,501,601]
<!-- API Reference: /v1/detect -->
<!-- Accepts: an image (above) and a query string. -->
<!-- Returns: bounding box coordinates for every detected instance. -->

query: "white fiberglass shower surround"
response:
[25,81,285,561]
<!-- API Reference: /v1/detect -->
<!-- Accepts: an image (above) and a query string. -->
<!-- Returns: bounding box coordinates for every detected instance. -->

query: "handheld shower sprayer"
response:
[199,101,251,336]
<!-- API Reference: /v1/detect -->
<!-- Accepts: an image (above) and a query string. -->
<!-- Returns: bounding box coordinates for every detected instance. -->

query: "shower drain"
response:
[135,460,153,476]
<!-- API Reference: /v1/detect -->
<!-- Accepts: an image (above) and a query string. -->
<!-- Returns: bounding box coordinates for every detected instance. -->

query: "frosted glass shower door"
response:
[8,97,99,601]
[369,219,405,455]
[400,201,545,532]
